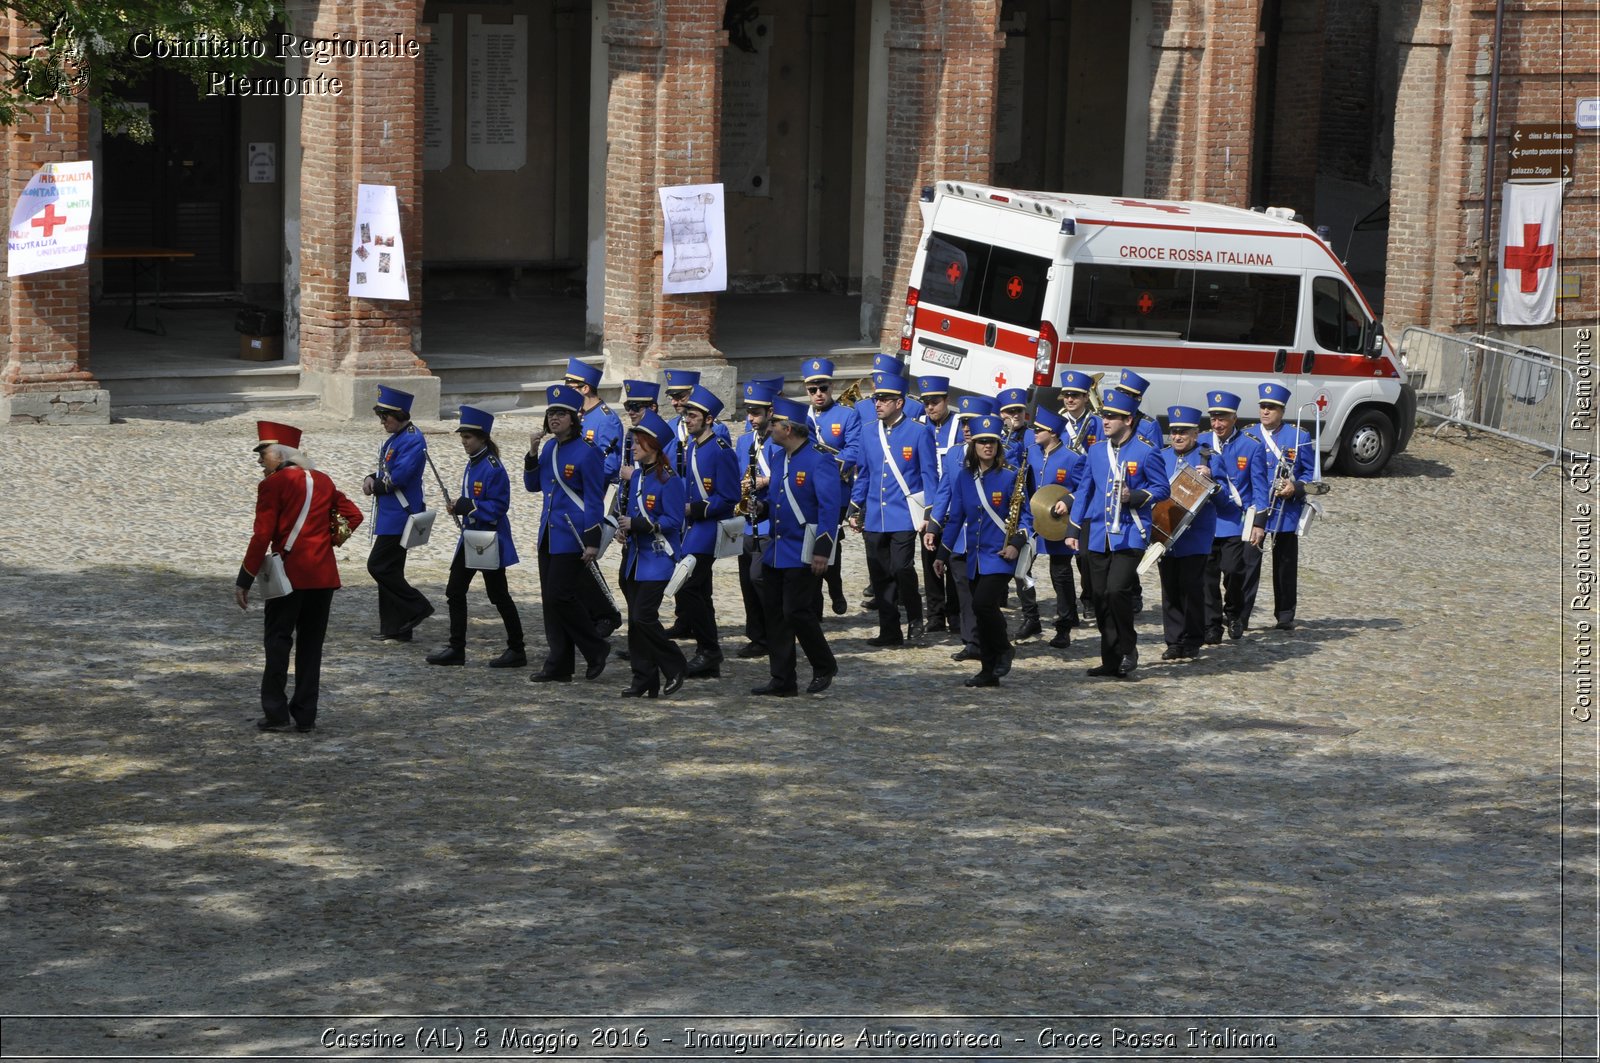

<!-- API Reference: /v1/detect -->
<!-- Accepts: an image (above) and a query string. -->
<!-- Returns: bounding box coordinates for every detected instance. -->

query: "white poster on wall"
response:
[7,160,93,277]
[349,183,410,301]
[423,15,453,172]
[466,14,526,172]
[659,183,727,295]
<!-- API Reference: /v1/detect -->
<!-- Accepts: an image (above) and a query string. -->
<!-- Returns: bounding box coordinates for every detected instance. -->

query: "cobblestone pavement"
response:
[0,414,1591,1059]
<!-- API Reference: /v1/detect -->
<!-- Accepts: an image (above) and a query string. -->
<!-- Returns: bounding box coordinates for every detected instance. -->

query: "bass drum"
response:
[1150,463,1216,545]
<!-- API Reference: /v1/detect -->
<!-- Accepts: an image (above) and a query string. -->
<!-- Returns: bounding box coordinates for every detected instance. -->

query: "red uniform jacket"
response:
[239,467,364,591]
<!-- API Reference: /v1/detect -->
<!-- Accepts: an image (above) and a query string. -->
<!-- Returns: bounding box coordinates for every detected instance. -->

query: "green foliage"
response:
[0,0,284,141]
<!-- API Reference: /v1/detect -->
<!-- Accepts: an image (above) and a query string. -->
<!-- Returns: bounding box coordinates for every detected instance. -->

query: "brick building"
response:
[1,0,1594,424]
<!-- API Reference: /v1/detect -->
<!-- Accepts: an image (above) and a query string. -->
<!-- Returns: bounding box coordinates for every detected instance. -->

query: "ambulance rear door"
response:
[907,195,1055,395]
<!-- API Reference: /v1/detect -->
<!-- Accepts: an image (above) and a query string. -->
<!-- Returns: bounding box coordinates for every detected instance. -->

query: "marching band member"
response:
[751,396,841,696]
[1200,389,1268,642]
[615,411,689,698]
[1247,382,1317,631]
[663,368,732,471]
[238,421,364,732]
[852,353,925,424]
[525,384,611,684]
[565,358,625,638]
[916,374,961,633]
[802,356,859,616]
[1113,368,1165,450]
[932,394,997,662]
[618,378,661,480]
[929,414,1034,688]
[1059,370,1102,621]
[362,385,434,643]
[998,387,1042,641]
[1066,389,1170,679]
[1029,407,1084,648]
[1157,405,1224,660]
[734,380,781,660]
[849,371,937,646]
[426,406,525,669]
[674,384,741,678]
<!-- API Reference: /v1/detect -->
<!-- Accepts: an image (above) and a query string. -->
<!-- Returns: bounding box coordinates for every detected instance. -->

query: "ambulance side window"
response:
[1312,276,1368,353]
[1188,271,1300,346]
[1069,264,1192,336]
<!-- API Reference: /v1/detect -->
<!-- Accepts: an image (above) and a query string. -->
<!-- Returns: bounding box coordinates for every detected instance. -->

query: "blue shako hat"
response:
[623,379,660,404]
[916,375,950,397]
[564,357,602,389]
[968,414,1004,442]
[1033,407,1066,434]
[1166,405,1203,430]
[743,381,777,407]
[546,384,584,413]
[374,385,414,417]
[872,353,907,375]
[1206,390,1242,415]
[684,384,725,419]
[1059,370,1094,393]
[663,368,700,394]
[802,357,836,382]
[1100,389,1139,418]
[631,409,671,443]
[1258,382,1292,407]
[456,405,495,436]
[872,372,909,398]
[996,387,1028,411]
[958,395,998,419]
[770,396,809,424]
[1116,368,1151,397]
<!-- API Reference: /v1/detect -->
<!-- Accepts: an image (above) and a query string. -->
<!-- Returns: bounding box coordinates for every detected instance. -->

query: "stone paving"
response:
[0,413,1591,1059]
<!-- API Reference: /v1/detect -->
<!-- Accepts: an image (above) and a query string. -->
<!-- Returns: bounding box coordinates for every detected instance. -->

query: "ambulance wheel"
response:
[1337,408,1394,477]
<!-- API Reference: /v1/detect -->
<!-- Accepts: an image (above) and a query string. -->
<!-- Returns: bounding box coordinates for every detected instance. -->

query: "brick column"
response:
[297,0,439,420]
[1263,0,1327,219]
[876,1,1002,353]
[0,15,107,424]
[1144,0,1258,205]
[1382,1,1453,333]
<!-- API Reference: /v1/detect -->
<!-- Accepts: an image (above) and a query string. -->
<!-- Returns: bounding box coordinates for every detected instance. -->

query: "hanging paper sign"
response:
[658,182,728,295]
[349,183,410,300]
[8,161,93,277]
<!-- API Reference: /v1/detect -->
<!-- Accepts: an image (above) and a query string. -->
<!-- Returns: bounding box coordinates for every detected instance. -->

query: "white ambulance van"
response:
[899,182,1416,475]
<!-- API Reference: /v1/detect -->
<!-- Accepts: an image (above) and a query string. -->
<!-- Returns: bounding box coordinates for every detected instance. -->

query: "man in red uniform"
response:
[236,421,364,733]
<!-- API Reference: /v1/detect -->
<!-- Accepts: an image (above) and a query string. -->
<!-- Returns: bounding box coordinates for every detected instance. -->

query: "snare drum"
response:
[1150,463,1216,545]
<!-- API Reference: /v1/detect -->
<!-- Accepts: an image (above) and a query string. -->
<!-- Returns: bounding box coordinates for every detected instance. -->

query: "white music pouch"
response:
[665,553,698,597]
[257,553,293,600]
[713,515,745,559]
[462,529,500,570]
[400,509,436,550]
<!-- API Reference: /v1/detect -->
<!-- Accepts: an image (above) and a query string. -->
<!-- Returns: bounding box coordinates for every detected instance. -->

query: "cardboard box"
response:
[240,334,281,361]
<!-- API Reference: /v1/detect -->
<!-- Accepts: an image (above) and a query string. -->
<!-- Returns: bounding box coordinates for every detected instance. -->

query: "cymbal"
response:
[1030,484,1073,541]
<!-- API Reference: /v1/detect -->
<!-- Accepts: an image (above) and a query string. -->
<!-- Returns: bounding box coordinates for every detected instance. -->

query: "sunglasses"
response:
[623,401,650,412]
[873,394,898,403]
[807,384,831,393]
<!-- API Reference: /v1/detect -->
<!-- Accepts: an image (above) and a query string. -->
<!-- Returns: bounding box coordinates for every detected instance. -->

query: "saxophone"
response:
[733,426,761,517]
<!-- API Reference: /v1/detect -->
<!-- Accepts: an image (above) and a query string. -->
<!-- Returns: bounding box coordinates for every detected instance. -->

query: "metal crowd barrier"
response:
[1398,326,1580,479]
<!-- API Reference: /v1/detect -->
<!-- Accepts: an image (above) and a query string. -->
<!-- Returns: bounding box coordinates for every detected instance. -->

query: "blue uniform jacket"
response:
[807,401,861,477]
[1199,427,1270,537]
[680,433,740,555]
[456,448,519,567]
[664,416,732,472]
[735,429,779,536]
[579,402,624,483]
[1131,413,1164,450]
[850,414,938,532]
[525,435,605,554]
[1247,423,1316,534]
[1030,441,1084,556]
[939,462,1036,579]
[1161,445,1223,558]
[1068,435,1171,552]
[372,423,428,535]
[760,440,841,570]
[621,464,685,581]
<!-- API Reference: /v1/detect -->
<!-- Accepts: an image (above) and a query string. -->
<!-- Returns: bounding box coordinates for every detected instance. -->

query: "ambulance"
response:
[899,182,1417,475]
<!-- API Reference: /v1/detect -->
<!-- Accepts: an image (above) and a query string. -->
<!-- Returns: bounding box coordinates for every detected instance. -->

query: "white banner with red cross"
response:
[7,161,93,278]
[1497,180,1563,326]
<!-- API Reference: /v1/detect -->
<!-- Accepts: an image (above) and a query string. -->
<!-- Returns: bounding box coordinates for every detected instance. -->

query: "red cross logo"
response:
[1006,275,1023,299]
[1137,292,1154,314]
[1503,223,1554,293]
[945,260,963,284]
[1113,198,1189,214]
[1315,393,1329,411]
[29,203,67,237]
[994,372,1007,389]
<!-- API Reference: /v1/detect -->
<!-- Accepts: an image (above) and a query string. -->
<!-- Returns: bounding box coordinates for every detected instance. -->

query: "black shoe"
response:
[861,596,882,612]
[951,646,981,662]
[866,634,904,648]
[1117,654,1138,678]
[426,646,465,666]
[1049,631,1071,649]
[1174,647,1199,660]
[1161,646,1180,661]
[736,641,767,659]
[621,682,657,698]
[1086,663,1119,677]
[994,647,1015,678]
[398,605,434,636]
[595,614,622,638]
[1012,617,1043,642]
[1227,618,1244,640]
[294,722,315,733]
[1204,628,1223,645]
[530,669,572,683]
[964,671,999,688]
[661,623,690,640]
[907,620,926,641]
[750,680,799,697]
[255,717,293,732]
[371,629,412,642]
[806,671,835,694]
[584,655,608,681]
[831,592,849,615]
[488,648,527,669]
[661,671,686,697]
[925,616,948,633]
[685,653,723,678]
[1275,618,1295,631]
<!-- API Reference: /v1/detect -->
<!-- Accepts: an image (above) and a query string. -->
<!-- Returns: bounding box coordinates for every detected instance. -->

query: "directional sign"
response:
[1579,99,1600,131]
[1509,123,1576,180]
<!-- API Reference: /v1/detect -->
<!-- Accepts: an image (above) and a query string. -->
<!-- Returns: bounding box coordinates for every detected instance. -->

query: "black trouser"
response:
[1158,551,1208,651]
[738,537,767,646]
[261,587,335,726]
[538,536,609,676]
[765,565,837,687]
[1207,535,1262,633]
[444,544,525,652]
[921,538,949,621]
[865,529,922,637]
[622,576,687,689]
[1084,548,1142,667]
[815,528,846,616]
[367,534,431,636]
[970,572,1012,675]
[674,551,720,657]
[1048,554,1081,632]
[1077,553,1094,615]
[1269,532,1299,623]
[950,553,978,650]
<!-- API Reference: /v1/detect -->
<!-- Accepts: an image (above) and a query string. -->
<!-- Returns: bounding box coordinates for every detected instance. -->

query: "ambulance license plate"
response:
[919,338,966,371]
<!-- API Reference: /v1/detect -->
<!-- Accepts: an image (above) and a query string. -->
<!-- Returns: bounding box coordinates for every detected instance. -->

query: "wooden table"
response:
[90,248,196,336]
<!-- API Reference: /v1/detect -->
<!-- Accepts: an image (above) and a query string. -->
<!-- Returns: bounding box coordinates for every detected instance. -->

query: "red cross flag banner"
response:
[1497,180,1562,326]
[349,183,409,300]
[7,161,92,277]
